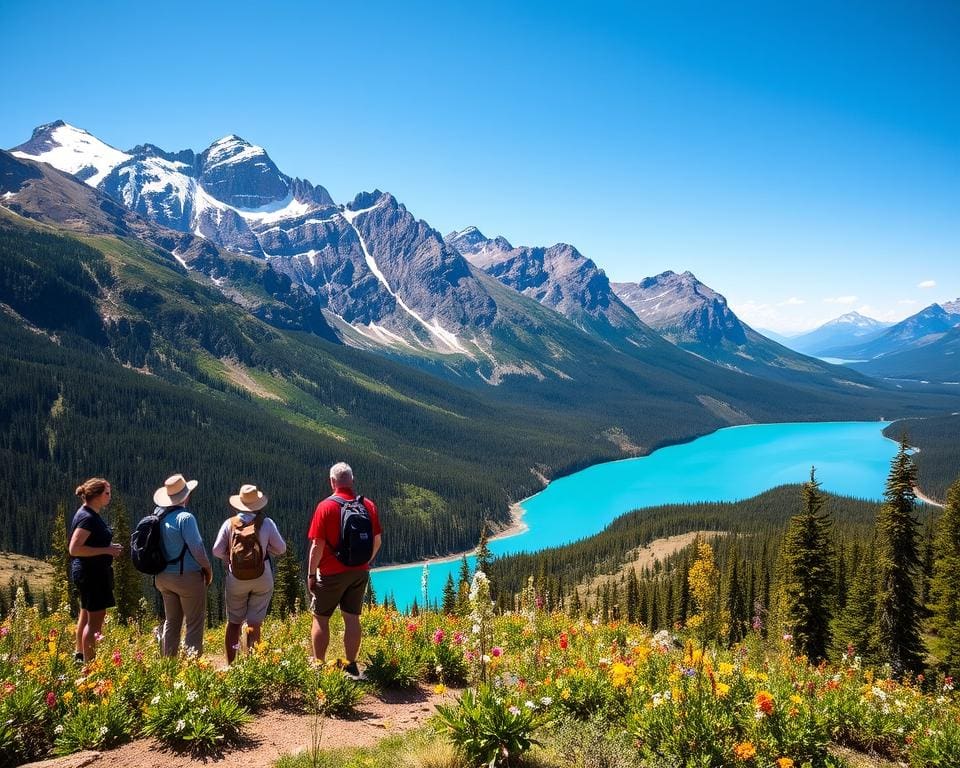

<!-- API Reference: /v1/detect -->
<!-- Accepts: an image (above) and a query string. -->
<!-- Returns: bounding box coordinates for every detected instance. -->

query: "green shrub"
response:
[434,684,551,767]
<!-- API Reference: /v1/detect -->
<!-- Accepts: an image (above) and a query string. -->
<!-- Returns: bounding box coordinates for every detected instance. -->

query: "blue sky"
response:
[1,0,957,332]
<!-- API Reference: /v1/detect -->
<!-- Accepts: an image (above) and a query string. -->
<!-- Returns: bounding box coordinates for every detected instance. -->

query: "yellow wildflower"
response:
[715,681,730,698]
[433,683,446,695]
[610,662,632,688]
[733,741,756,760]
[776,759,795,768]
[718,662,735,676]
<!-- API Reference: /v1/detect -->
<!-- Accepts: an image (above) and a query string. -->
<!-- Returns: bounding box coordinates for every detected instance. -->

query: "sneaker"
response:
[342,660,362,680]
[73,652,84,665]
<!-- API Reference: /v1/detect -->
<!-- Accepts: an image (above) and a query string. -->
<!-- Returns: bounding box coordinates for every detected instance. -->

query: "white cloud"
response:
[822,295,858,305]
[779,297,805,306]
[918,280,936,288]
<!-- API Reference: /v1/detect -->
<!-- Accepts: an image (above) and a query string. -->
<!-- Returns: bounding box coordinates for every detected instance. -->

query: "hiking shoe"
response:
[73,652,84,665]
[342,661,362,680]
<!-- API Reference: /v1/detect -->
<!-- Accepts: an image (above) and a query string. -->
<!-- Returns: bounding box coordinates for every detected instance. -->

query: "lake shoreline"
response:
[373,501,530,574]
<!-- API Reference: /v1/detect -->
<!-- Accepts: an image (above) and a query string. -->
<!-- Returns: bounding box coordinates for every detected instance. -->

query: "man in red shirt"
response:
[306,462,382,678]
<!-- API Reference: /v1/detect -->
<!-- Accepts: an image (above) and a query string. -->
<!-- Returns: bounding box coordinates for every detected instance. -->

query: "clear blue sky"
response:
[1,0,957,332]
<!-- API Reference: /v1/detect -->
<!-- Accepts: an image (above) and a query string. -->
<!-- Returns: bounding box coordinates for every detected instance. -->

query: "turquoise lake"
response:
[371,420,899,610]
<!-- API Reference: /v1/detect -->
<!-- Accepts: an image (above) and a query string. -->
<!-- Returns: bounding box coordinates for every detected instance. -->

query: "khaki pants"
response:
[156,570,207,657]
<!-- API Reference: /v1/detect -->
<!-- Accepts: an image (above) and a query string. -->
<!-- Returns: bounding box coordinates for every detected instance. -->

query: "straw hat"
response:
[229,484,268,513]
[153,474,199,507]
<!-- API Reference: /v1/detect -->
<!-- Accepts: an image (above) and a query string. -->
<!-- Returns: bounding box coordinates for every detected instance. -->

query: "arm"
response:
[266,518,286,556]
[211,520,230,562]
[180,513,213,584]
[370,533,382,564]
[306,538,324,591]
[68,527,122,558]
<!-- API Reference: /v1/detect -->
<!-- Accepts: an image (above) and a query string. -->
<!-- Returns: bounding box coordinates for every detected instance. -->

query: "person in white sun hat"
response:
[153,473,212,657]
[212,483,287,663]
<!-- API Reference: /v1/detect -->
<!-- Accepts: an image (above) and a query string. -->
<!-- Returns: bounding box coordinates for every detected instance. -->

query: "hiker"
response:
[306,462,382,678]
[69,477,123,663]
[211,484,287,663]
[152,474,213,657]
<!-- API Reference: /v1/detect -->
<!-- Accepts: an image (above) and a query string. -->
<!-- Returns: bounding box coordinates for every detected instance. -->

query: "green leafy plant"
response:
[53,696,138,754]
[434,684,550,767]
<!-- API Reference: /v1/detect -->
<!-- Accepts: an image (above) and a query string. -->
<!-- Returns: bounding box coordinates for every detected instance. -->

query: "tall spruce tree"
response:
[109,496,142,623]
[47,502,73,614]
[929,478,960,675]
[271,548,303,618]
[833,538,878,661]
[725,550,748,645]
[777,468,835,660]
[874,439,925,676]
[441,573,457,615]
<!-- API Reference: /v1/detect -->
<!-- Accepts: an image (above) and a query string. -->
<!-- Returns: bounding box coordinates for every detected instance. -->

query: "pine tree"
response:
[725,550,748,645]
[568,587,581,617]
[776,468,835,661]
[929,478,960,675]
[626,569,640,623]
[271,549,303,617]
[441,573,457,615]
[833,539,878,661]
[109,496,142,623]
[47,502,74,614]
[874,439,925,676]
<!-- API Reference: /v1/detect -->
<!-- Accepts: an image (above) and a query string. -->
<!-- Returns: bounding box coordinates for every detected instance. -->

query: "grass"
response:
[0,552,54,595]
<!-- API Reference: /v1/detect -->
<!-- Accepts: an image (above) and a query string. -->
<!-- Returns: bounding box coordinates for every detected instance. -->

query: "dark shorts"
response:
[310,569,369,617]
[73,568,115,613]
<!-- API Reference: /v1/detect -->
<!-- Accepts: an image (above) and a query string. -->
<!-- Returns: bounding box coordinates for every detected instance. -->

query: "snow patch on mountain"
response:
[203,135,270,170]
[341,205,468,355]
[12,122,130,187]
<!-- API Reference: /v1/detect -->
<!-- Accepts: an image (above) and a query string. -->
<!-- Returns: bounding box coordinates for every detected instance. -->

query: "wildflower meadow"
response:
[1,582,959,768]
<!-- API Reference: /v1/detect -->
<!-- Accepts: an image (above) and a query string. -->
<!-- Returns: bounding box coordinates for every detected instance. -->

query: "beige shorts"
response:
[224,564,274,625]
[310,569,369,617]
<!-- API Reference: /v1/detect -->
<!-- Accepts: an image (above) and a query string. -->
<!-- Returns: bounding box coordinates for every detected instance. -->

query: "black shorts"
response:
[73,568,115,613]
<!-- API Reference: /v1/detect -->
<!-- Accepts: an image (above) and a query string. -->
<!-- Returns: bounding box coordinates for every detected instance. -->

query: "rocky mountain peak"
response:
[198,134,288,209]
[613,271,745,347]
[942,298,960,316]
[11,121,131,186]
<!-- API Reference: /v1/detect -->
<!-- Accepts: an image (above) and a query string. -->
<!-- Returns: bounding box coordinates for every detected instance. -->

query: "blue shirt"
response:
[157,507,211,574]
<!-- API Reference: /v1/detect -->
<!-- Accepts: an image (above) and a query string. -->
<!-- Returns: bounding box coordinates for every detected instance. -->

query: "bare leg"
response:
[83,609,106,662]
[246,623,261,652]
[342,611,361,663]
[75,609,88,656]
[311,614,330,660]
[225,621,242,663]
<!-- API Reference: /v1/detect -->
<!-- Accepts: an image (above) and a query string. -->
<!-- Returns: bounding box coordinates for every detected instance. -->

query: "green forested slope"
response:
[885,414,960,502]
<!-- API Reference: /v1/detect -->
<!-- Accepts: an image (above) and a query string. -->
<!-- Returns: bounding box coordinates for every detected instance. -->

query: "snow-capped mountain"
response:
[825,303,960,361]
[611,271,869,386]
[10,122,508,359]
[785,311,892,356]
[446,226,658,347]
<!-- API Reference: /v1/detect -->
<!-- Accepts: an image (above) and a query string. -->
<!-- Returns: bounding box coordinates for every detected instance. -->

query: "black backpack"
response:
[130,506,187,575]
[330,495,374,567]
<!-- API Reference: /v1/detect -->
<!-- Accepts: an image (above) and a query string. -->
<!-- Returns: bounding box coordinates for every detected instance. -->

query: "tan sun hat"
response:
[153,473,199,507]
[229,484,268,513]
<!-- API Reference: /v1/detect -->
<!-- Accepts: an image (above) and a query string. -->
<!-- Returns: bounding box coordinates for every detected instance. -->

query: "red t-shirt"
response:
[307,488,382,575]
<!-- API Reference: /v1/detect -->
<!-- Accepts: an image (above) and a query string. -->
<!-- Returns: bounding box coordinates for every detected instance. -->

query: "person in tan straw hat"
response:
[212,484,287,662]
[153,473,213,657]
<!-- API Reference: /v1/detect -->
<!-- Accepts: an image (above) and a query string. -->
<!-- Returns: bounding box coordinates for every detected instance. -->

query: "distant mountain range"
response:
[784,312,893,356]
[607,271,865,387]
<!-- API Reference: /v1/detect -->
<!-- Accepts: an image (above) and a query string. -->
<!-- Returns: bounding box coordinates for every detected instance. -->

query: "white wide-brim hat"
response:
[229,483,268,512]
[153,473,199,507]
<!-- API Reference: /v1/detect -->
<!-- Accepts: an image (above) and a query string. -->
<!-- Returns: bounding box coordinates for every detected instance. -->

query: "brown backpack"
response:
[229,512,265,580]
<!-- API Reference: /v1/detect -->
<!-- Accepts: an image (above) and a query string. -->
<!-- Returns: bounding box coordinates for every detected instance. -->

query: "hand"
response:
[307,573,317,593]
[201,567,213,586]
[109,543,123,558]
